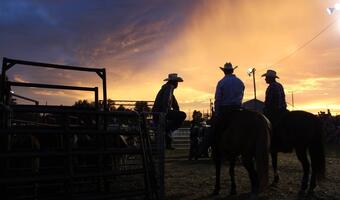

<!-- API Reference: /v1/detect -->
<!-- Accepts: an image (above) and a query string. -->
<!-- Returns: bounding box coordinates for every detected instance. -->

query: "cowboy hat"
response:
[261,69,279,78]
[220,62,238,71]
[164,73,183,82]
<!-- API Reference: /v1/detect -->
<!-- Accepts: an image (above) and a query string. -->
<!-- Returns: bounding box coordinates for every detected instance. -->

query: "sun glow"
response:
[296,104,340,115]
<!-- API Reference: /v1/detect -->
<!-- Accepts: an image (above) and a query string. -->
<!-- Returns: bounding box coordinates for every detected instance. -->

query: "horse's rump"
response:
[216,109,271,191]
[275,110,326,180]
[217,110,270,153]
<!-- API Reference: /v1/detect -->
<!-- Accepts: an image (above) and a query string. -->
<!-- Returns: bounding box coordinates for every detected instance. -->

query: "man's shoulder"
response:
[277,82,284,87]
[161,83,174,89]
[219,75,244,84]
[272,81,284,88]
[231,75,244,85]
[217,77,226,85]
[235,76,244,82]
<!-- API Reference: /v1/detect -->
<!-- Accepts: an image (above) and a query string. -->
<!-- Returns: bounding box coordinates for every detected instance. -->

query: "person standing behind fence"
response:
[0,75,12,128]
[189,110,203,160]
[152,73,186,150]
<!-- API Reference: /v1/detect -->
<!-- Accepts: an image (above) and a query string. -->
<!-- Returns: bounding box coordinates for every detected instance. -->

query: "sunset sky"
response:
[1,0,340,116]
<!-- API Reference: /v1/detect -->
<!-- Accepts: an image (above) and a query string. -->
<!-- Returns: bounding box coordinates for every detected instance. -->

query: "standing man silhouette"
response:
[152,73,186,150]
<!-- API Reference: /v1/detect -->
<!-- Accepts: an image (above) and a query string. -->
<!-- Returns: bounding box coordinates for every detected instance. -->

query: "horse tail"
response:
[256,116,270,192]
[309,118,326,182]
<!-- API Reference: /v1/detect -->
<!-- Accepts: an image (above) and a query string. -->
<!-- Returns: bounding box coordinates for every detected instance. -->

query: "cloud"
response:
[13,74,28,83]
[0,0,199,105]
[33,90,66,97]
[2,0,340,114]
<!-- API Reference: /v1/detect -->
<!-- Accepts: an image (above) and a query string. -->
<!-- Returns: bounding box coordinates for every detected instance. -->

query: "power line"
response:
[271,17,339,67]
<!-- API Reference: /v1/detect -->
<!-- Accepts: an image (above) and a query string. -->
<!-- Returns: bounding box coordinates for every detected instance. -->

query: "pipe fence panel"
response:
[0,107,165,200]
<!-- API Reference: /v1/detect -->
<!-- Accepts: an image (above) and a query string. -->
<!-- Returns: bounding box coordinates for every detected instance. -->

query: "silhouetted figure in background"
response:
[152,73,186,150]
[189,110,203,160]
[0,74,11,127]
[0,74,11,197]
[198,120,210,158]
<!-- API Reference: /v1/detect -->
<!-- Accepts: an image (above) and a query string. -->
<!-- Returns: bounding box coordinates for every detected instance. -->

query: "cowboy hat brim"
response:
[164,77,183,82]
[219,66,238,71]
[261,73,279,78]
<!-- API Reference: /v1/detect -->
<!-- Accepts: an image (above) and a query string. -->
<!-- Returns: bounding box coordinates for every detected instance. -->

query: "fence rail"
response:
[172,128,190,150]
[1,106,166,200]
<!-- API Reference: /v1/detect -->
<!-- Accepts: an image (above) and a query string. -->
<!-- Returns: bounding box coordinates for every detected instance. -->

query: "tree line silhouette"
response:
[73,99,151,113]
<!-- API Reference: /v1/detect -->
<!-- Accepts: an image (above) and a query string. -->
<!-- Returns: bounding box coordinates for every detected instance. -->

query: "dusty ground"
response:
[165,149,340,200]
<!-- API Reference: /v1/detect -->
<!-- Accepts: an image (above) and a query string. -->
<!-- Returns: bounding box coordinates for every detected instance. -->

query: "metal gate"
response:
[0,58,165,200]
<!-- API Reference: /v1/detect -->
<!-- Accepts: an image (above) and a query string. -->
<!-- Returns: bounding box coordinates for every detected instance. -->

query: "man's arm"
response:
[266,85,279,111]
[214,82,222,115]
[162,84,174,113]
[172,95,179,111]
[239,80,245,103]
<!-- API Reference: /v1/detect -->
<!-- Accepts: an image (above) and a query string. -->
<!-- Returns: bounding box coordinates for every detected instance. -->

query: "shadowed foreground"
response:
[165,150,340,200]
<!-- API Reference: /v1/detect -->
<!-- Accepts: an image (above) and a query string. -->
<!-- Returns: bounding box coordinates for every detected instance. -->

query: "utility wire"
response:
[271,17,339,67]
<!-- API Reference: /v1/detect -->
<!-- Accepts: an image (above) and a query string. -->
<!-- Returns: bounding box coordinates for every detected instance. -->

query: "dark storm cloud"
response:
[0,0,196,69]
[0,0,198,104]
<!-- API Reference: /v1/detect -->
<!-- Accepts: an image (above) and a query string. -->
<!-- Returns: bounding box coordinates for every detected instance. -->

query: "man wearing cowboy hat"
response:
[262,69,287,124]
[152,73,187,150]
[262,69,289,153]
[210,62,245,147]
[214,62,245,117]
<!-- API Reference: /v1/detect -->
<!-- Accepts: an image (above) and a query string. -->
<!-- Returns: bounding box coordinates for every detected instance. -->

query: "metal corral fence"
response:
[0,58,166,200]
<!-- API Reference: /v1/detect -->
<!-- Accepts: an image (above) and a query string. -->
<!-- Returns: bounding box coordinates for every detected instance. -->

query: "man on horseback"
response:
[262,69,291,158]
[262,71,326,193]
[212,63,271,196]
[214,62,245,131]
[262,69,287,125]
[152,73,186,150]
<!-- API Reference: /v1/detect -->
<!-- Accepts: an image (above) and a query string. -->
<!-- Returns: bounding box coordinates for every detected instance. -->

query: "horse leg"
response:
[271,151,279,185]
[296,148,310,194]
[308,168,317,196]
[307,148,317,195]
[229,157,237,195]
[213,155,221,195]
[242,156,259,196]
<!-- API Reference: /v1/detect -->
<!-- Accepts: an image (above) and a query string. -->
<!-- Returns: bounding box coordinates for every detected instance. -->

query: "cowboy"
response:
[262,69,287,125]
[214,62,245,119]
[210,62,245,153]
[152,73,186,150]
[262,70,291,154]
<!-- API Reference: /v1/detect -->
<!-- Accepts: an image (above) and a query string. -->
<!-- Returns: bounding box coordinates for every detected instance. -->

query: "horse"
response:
[213,109,271,198]
[270,110,325,195]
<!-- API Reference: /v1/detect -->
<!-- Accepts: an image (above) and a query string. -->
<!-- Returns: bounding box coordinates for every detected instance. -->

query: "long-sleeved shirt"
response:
[214,74,245,115]
[152,83,179,113]
[264,81,287,111]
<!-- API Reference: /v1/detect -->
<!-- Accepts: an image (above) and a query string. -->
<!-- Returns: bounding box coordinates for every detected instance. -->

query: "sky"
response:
[1,0,340,116]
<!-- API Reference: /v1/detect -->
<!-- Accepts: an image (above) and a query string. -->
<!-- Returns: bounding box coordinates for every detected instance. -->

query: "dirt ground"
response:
[165,149,340,200]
